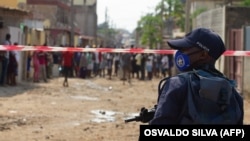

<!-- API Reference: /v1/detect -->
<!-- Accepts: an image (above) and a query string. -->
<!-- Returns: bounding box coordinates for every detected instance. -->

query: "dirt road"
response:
[0,77,249,141]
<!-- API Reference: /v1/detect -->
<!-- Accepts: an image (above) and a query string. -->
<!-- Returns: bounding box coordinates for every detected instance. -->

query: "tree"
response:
[242,0,250,6]
[155,0,185,31]
[136,0,185,48]
[97,22,117,47]
[137,13,162,49]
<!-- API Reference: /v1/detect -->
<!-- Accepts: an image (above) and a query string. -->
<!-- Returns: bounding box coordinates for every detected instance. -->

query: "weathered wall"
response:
[243,57,250,97]
[243,26,250,97]
[75,5,97,37]
[194,7,225,73]
[0,0,18,8]
[194,6,250,96]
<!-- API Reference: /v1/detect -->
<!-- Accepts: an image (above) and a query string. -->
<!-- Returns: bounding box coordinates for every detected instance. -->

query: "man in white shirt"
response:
[161,54,169,78]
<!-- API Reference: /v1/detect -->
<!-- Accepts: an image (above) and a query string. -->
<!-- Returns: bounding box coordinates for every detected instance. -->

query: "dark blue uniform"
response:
[149,73,189,124]
[149,68,244,125]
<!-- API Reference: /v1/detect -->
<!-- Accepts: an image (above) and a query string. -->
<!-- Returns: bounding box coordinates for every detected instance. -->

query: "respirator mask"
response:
[174,50,202,72]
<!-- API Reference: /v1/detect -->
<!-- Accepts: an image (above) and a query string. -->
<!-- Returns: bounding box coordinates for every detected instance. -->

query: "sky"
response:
[97,0,161,33]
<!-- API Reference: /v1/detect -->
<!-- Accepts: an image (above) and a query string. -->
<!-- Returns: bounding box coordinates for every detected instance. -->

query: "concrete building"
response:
[18,0,98,47]
[193,4,250,96]
[73,0,97,47]
[185,0,242,33]
[18,0,80,46]
[0,0,29,82]
[0,0,19,8]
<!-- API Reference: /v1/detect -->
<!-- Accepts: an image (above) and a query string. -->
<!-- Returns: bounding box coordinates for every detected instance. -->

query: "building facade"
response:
[0,0,29,82]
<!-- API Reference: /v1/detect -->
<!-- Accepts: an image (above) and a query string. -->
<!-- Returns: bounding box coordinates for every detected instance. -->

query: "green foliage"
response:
[154,0,185,29]
[137,0,185,48]
[97,21,117,46]
[98,22,109,34]
[137,13,162,49]
[242,0,250,6]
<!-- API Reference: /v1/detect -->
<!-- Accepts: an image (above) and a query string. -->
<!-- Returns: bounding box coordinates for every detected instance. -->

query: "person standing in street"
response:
[37,49,47,83]
[62,51,73,87]
[161,54,169,78]
[120,52,132,84]
[0,33,11,86]
[7,51,17,86]
[32,50,40,82]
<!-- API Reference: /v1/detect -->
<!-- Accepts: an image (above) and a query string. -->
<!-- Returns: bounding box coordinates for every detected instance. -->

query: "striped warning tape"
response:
[0,45,250,56]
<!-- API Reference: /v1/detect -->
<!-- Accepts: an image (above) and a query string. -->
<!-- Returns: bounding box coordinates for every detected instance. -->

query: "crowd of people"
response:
[52,45,175,86]
[0,33,18,86]
[0,34,174,87]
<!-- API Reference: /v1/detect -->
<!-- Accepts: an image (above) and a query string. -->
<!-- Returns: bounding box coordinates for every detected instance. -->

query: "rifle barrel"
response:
[124,116,140,123]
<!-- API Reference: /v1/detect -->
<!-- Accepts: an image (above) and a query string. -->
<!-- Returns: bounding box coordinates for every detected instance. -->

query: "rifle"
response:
[124,105,157,123]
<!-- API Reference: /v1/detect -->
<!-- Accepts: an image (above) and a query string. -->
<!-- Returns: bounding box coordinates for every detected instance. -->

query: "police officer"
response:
[149,27,244,124]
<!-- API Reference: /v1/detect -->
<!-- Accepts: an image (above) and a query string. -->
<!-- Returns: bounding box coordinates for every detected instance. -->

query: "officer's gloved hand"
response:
[139,107,155,123]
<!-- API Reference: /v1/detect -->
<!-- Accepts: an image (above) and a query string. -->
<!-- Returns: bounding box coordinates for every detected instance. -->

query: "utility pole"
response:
[94,1,97,48]
[160,0,164,49]
[104,7,108,47]
[185,0,191,33]
[84,0,87,35]
[70,0,75,47]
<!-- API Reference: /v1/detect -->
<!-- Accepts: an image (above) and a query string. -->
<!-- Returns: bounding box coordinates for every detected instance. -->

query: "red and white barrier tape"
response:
[0,45,250,56]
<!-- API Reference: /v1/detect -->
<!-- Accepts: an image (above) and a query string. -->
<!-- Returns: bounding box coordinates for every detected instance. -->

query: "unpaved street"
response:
[0,77,249,141]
